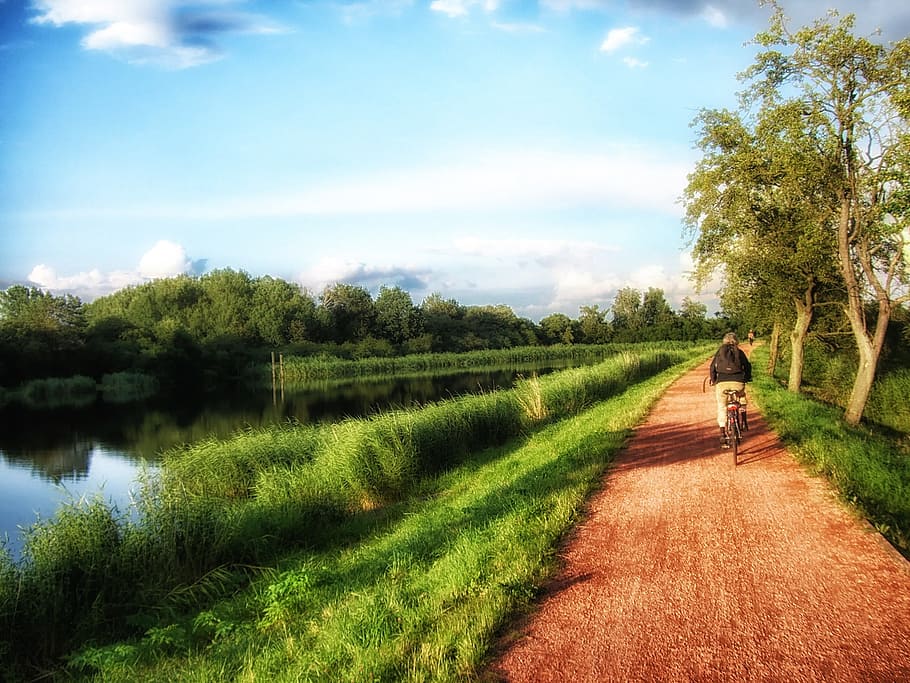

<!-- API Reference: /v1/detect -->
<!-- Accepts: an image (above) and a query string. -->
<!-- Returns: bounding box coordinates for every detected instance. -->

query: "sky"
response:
[1,0,908,321]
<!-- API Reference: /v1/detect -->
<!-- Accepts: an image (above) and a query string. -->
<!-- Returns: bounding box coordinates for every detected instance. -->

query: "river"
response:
[0,364,577,559]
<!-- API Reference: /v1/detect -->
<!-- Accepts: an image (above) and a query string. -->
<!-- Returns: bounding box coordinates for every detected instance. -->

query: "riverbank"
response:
[1,343,712,680]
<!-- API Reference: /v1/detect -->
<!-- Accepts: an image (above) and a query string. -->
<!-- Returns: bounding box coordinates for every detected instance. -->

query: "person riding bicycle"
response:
[709,332,752,447]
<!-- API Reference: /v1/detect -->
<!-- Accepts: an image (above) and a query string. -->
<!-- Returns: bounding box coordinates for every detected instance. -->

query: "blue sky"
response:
[1,1,907,320]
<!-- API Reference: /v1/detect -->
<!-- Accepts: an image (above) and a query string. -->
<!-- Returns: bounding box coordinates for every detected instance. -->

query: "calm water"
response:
[0,363,579,558]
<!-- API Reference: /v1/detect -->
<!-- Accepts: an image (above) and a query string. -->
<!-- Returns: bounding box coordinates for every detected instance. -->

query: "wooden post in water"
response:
[279,353,285,402]
[271,351,277,405]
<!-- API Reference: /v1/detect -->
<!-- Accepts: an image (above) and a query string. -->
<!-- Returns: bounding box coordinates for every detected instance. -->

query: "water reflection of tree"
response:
[1,439,93,482]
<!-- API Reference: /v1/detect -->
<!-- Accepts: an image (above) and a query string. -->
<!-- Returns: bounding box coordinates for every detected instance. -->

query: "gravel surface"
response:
[489,355,910,682]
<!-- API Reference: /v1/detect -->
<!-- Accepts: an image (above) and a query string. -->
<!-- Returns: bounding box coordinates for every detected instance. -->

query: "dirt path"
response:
[489,355,910,682]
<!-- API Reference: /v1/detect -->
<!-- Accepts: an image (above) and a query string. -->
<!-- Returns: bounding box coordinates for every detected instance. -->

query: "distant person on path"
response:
[748,329,755,346]
[709,332,752,447]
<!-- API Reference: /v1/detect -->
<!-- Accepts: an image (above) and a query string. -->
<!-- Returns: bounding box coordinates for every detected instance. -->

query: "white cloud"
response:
[123,146,691,222]
[138,240,192,279]
[27,240,194,300]
[29,0,283,68]
[701,5,729,28]
[600,26,648,54]
[622,56,648,69]
[430,0,499,18]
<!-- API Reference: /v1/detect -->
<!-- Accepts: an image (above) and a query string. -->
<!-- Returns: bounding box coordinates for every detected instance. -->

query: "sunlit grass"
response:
[0,342,713,679]
[66,356,702,682]
[751,346,910,554]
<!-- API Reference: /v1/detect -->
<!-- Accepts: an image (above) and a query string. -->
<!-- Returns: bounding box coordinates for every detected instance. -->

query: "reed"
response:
[275,344,625,384]
[63,356,699,682]
[100,371,159,403]
[0,342,712,678]
[15,375,97,408]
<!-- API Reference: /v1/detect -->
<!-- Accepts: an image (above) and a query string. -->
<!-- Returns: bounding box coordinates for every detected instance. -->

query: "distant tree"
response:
[678,296,709,340]
[641,288,677,339]
[0,285,87,383]
[610,288,643,341]
[250,276,309,346]
[577,304,610,343]
[420,293,466,351]
[464,304,537,349]
[374,285,423,345]
[320,283,376,343]
[539,312,575,345]
[198,269,254,341]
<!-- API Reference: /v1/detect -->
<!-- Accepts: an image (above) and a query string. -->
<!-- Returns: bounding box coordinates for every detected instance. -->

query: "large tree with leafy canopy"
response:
[743,1,910,423]
[684,99,842,392]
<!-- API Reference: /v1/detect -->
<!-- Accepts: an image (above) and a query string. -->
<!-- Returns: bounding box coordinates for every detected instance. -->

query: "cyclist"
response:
[709,332,752,447]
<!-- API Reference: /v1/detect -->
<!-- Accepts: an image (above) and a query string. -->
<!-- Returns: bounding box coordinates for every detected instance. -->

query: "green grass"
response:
[14,375,98,408]
[63,355,705,682]
[0,342,712,680]
[272,343,680,385]
[751,345,910,555]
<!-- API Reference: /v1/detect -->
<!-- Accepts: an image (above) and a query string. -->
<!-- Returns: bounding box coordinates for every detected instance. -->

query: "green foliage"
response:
[100,371,159,403]
[752,346,910,554]
[0,343,710,678]
[15,375,97,408]
[59,353,699,682]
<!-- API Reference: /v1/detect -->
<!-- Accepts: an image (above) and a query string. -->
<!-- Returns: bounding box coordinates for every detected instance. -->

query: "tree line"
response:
[683,1,910,425]
[0,272,731,393]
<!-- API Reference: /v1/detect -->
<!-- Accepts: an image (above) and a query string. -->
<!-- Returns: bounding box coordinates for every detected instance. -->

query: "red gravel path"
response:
[489,355,910,682]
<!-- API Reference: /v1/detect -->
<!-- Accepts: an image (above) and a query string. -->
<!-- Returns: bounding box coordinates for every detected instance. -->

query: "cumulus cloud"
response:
[29,0,285,68]
[27,240,197,300]
[298,257,431,295]
[599,26,648,53]
[138,239,193,279]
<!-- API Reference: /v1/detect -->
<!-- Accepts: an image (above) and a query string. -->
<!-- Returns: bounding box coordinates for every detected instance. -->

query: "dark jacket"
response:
[710,344,752,384]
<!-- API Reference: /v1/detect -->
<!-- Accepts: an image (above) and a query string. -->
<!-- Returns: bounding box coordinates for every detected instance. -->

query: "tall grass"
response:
[64,354,705,682]
[273,343,668,385]
[15,375,97,409]
[0,342,712,679]
[751,346,910,555]
[774,339,910,435]
[100,371,159,403]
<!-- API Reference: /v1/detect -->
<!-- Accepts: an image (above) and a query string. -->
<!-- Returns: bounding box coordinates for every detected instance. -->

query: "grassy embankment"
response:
[273,344,639,385]
[0,342,712,681]
[749,344,910,555]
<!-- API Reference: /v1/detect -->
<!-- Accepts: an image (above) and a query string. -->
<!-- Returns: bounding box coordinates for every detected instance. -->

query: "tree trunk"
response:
[836,195,891,425]
[767,320,782,377]
[843,298,890,424]
[787,286,815,393]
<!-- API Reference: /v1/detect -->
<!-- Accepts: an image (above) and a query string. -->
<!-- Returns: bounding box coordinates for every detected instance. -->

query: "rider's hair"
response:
[722,332,739,345]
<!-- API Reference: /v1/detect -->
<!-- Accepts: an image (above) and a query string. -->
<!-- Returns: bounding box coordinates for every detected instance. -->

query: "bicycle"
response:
[722,389,748,464]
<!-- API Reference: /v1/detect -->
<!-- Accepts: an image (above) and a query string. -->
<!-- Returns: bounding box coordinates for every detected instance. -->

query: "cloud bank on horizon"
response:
[3,0,907,320]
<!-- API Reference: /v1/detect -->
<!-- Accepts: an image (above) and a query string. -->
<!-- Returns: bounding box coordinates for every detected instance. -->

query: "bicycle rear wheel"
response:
[726,417,738,465]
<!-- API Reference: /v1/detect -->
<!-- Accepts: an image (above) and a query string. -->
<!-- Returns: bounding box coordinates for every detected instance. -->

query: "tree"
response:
[0,285,87,383]
[374,285,422,345]
[250,276,311,346]
[198,269,254,341]
[577,304,610,343]
[641,288,677,340]
[539,313,576,344]
[684,101,842,392]
[610,288,642,341]
[420,293,466,352]
[746,1,910,423]
[319,283,376,344]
